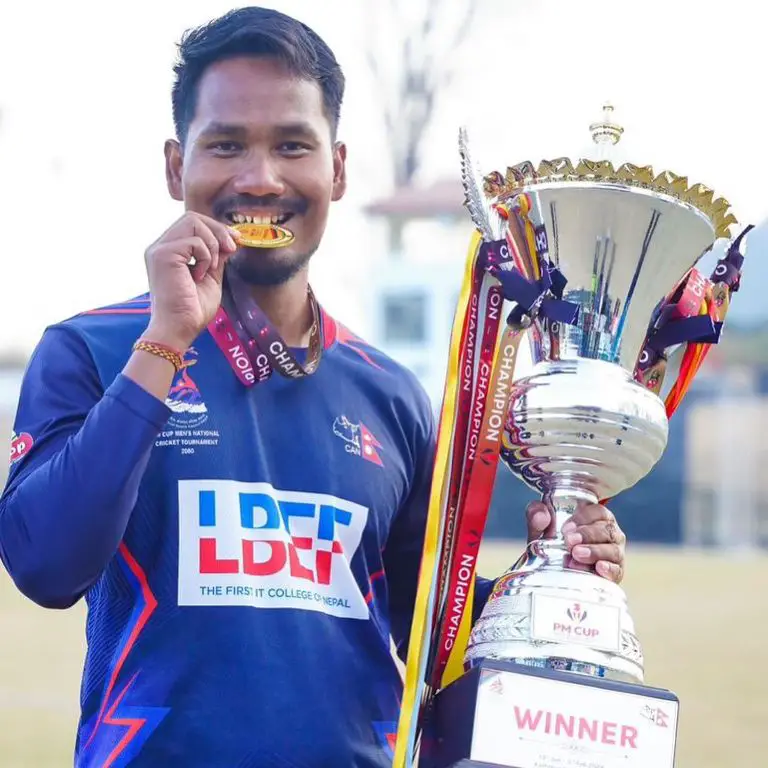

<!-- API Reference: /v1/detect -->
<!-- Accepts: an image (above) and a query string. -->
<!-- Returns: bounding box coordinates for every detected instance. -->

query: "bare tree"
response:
[364,0,482,189]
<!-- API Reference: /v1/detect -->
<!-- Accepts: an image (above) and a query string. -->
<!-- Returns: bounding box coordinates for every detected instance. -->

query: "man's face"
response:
[165,56,347,286]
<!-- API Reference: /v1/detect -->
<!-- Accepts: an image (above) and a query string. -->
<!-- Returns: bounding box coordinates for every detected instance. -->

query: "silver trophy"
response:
[426,107,742,768]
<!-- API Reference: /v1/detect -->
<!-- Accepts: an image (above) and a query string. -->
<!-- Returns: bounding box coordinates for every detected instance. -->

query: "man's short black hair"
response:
[171,7,345,145]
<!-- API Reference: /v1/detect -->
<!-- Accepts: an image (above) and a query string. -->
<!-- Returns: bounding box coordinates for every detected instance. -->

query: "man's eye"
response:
[210,142,241,154]
[278,142,311,155]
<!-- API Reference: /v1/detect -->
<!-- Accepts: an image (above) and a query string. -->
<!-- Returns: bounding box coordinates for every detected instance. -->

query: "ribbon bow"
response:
[646,304,721,351]
[644,223,754,352]
[713,223,753,292]
[480,239,580,328]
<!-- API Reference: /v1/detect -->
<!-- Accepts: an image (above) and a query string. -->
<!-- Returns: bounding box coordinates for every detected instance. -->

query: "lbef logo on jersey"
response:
[333,416,384,467]
[9,430,33,465]
[177,480,370,619]
[165,348,208,428]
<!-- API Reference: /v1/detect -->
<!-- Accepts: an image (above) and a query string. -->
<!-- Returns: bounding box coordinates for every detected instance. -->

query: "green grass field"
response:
[0,542,765,767]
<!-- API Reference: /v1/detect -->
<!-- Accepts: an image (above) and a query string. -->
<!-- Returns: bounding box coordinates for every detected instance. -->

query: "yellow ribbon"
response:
[392,231,483,768]
[516,195,541,281]
[440,569,476,688]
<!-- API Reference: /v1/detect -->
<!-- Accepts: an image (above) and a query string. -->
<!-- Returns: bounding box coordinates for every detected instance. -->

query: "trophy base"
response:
[419,659,679,768]
[465,560,644,683]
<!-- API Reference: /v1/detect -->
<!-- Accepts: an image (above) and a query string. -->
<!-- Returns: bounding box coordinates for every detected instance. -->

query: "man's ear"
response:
[165,139,184,201]
[331,141,347,202]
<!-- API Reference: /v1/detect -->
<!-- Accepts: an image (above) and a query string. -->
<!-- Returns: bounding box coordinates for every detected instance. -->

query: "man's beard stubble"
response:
[229,244,318,287]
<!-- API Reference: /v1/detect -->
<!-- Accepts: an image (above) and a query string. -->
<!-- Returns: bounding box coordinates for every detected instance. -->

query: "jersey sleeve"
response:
[0,324,171,608]
[383,391,497,663]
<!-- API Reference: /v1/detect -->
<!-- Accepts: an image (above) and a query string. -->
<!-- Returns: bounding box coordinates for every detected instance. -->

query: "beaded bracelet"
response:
[132,339,186,372]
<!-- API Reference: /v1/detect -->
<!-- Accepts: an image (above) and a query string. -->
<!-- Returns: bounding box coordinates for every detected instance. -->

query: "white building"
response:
[684,368,768,551]
[363,178,473,409]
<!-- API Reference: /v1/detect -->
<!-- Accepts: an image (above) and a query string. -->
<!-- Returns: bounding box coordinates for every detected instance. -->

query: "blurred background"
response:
[1,0,766,765]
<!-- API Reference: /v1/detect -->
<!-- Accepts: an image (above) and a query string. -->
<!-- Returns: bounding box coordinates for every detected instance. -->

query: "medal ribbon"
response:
[208,305,261,387]
[206,269,323,386]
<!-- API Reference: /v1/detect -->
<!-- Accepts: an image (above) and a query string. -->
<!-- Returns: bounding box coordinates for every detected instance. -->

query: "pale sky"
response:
[1,0,766,356]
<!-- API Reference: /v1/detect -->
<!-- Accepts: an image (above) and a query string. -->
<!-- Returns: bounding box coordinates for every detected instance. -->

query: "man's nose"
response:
[232,153,286,198]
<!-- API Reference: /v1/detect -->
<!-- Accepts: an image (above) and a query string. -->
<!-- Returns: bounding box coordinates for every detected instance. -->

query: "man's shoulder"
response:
[323,313,433,421]
[57,293,152,333]
[50,292,152,347]
[324,315,420,383]
[37,293,153,375]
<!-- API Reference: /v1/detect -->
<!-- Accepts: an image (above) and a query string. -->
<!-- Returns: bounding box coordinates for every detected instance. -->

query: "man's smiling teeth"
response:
[229,213,291,225]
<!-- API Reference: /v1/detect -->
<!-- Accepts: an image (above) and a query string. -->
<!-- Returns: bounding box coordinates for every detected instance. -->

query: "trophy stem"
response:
[530,487,600,570]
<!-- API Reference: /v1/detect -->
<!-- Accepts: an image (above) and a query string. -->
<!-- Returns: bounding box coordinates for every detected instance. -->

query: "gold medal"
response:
[231,222,295,249]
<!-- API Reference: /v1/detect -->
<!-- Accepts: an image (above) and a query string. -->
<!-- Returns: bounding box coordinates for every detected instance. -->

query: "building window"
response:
[383,293,427,344]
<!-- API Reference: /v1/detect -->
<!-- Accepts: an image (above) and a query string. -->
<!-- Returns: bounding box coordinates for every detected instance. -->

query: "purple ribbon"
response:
[713,223,753,290]
[645,223,754,352]
[480,240,580,327]
[647,314,721,351]
[636,346,665,372]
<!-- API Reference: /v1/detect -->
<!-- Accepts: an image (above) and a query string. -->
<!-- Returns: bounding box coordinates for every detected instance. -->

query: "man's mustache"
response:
[213,195,308,218]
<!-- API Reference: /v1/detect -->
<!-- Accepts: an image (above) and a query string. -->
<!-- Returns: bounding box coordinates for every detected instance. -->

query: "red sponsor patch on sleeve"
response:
[10,431,33,465]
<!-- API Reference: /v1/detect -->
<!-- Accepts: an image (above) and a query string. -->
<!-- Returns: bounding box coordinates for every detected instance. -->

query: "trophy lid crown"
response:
[479,101,737,238]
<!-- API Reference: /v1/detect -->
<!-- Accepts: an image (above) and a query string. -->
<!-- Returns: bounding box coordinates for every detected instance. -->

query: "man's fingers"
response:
[208,249,231,285]
[526,501,551,539]
[566,554,623,583]
[571,542,623,567]
[158,213,238,269]
[595,560,623,582]
[197,215,239,254]
[564,519,625,547]
[170,237,213,282]
[192,218,231,275]
[561,502,612,531]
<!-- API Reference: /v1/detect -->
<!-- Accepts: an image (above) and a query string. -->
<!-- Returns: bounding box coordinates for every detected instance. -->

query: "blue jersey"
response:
[0,293,494,767]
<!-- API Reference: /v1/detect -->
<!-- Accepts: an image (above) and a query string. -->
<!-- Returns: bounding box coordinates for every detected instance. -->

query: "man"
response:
[0,7,626,766]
